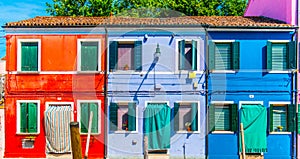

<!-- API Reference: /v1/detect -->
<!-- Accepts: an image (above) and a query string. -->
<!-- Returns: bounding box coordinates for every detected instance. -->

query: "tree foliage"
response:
[46,0,247,17]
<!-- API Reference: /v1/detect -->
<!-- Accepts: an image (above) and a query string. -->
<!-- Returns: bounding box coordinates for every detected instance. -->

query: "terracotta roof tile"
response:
[4,16,294,28]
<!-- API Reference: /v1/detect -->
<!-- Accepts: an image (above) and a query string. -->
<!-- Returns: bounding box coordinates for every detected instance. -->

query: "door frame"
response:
[45,102,74,121]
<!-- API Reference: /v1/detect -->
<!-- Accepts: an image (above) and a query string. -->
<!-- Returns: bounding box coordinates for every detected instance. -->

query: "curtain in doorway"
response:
[144,103,171,150]
[45,106,72,153]
[240,104,267,153]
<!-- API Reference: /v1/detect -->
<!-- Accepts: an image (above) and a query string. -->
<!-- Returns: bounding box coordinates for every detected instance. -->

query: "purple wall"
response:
[244,0,297,25]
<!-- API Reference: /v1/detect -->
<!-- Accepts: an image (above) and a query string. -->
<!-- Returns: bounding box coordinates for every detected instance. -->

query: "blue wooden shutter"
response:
[90,103,98,133]
[209,104,215,132]
[230,104,238,132]
[266,41,272,70]
[208,41,215,70]
[81,42,98,71]
[191,103,198,131]
[179,40,185,70]
[134,41,142,71]
[287,104,295,132]
[192,40,197,71]
[173,103,179,131]
[109,103,118,131]
[128,102,136,131]
[109,41,118,71]
[21,42,38,71]
[288,41,296,69]
[80,103,89,133]
[232,42,240,70]
[28,103,37,133]
[269,104,273,132]
[20,103,27,133]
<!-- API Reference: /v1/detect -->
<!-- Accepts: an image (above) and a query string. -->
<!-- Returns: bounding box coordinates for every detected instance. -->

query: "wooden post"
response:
[70,122,82,159]
[84,112,93,159]
[240,123,246,159]
[144,135,148,159]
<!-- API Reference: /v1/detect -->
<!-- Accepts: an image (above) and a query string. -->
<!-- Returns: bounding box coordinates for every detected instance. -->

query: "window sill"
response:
[210,70,236,74]
[17,71,40,74]
[77,71,103,74]
[80,132,101,135]
[176,130,200,134]
[16,132,40,135]
[111,130,138,134]
[268,70,293,74]
[269,132,291,135]
[211,131,234,134]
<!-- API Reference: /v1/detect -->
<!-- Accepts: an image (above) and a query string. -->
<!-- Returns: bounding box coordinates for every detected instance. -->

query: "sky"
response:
[0,0,51,58]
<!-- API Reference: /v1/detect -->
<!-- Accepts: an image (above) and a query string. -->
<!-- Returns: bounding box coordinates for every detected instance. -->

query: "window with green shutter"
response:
[173,102,198,132]
[109,102,136,132]
[208,41,240,71]
[178,40,197,71]
[270,104,295,132]
[79,102,99,134]
[21,42,38,71]
[209,103,237,132]
[19,102,38,133]
[267,41,296,71]
[80,41,99,71]
[109,41,142,71]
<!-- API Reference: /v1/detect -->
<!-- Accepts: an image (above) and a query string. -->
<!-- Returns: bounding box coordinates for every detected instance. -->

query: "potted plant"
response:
[185,122,191,131]
[277,126,283,132]
[124,64,129,70]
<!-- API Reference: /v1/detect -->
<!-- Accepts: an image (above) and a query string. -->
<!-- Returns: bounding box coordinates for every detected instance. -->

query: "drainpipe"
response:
[204,25,209,159]
[104,26,108,159]
[292,27,298,159]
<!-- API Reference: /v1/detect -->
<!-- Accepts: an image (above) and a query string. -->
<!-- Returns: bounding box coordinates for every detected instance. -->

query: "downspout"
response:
[296,1,300,158]
[292,27,298,159]
[104,26,108,159]
[204,25,209,159]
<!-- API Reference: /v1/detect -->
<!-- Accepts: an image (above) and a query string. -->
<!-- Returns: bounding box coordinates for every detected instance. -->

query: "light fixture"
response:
[154,43,161,58]
[144,34,149,39]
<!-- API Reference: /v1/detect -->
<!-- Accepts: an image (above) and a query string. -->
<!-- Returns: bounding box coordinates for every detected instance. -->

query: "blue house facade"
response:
[207,27,297,159]
[106,26,206,159]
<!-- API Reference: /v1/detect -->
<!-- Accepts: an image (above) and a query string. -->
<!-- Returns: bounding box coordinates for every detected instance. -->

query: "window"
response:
[109,102,136,132]
[178,40,197,70]
[209,104,238,132]
[109,41,142,71]
[267,41,296,71]
[78,39,101,72]
[208,41,239,71]
[173,102,199,132]
[17,39,41,72]
[270,104,295,132]
[17,100,40,134]
[78,101,101,134]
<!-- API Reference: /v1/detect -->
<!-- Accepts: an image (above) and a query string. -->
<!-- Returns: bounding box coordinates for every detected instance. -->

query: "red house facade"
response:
[4,17,106,158]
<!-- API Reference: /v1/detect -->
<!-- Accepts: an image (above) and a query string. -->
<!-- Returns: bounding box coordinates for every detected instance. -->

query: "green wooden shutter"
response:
[230,104,238,132]
[191,103,198,131]
[288,104,296,132]
[109,41,118,71]
[109,103,118,131]
[179,40,185,70]
[21,42,38,71]
[208,41,215,70]
[20,103,27,133]
[81,42,98,71]
[266,41,272,70]
[80,103,89,133]
[288,41,296,69]
[28,103,37,133]
[232,42,240,70]
[90,103,98,133]
[192,40,197,71]
[128,102,136,131]
[173,103,179,131]
[134,41,142,71]
[269,104,273,132]
[209,104,215,132]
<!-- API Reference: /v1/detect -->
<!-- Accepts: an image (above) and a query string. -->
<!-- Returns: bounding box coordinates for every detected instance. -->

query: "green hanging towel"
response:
[240,104,267,153]
[144,103,171,150]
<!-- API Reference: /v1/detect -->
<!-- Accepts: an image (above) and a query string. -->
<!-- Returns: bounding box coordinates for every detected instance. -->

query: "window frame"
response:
[209,40,239,73]
[173,101,200,133]
[17,39,41,73]
[77,39,102,73]
[109,101,138,133]
[210,101,236,134]
[267,40,296,73]
[269,101,292,134]
[175,39,200,72]
[108,39,142,73]
[77,100,101,135]
[16,100,40,135]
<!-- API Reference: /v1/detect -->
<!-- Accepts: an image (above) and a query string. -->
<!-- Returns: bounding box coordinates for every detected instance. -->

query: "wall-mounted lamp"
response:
[154,43,161,58]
